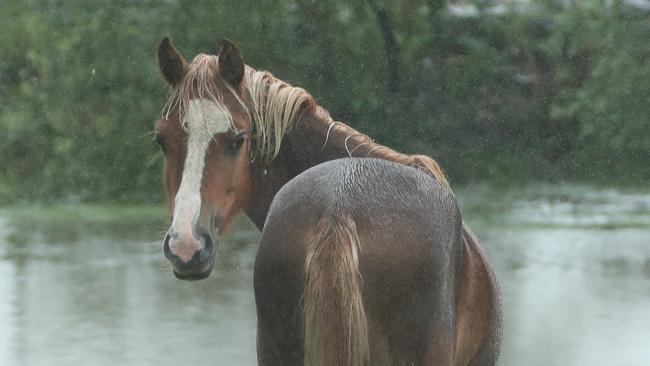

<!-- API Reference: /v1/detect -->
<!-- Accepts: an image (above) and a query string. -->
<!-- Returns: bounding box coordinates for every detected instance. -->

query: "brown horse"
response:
[155,37,502,365]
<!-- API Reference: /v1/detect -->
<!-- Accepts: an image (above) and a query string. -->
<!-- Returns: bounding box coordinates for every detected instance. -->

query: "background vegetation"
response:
[1,0,648,204]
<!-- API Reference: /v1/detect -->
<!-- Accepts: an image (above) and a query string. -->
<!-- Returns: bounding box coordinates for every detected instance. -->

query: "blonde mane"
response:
[162,55,449,188]
[241,66,312,164]
[316,109,450,188]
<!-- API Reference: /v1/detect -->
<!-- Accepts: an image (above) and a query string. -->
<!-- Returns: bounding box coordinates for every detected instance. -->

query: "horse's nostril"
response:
[201,233,213,253]
[194,224,214,252]
[163,233,172,258]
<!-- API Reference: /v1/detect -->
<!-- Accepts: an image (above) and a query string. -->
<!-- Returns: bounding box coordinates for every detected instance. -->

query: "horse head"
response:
[155,37,252,280]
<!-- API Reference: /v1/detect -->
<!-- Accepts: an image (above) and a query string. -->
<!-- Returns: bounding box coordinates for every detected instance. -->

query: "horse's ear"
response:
[218,38,245,88]
[157,36,188,86]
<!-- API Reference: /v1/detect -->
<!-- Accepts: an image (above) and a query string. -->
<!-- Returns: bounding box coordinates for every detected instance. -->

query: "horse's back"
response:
[255,158,500,366]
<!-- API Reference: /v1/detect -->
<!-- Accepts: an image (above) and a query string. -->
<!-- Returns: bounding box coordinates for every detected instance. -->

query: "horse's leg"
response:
[361,225,501,366]
[372,284,457,366]
[253,229,306,366]
[453,224,503,366]
[358,231,459,366]
[254,285,303,366]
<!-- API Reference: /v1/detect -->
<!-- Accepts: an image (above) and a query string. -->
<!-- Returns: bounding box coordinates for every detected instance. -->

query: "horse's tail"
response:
[304,214,369,366]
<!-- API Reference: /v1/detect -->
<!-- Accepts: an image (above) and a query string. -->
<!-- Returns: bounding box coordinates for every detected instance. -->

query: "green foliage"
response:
[545,2,650,181]
[0,0,169,203]
[0,0,647,203]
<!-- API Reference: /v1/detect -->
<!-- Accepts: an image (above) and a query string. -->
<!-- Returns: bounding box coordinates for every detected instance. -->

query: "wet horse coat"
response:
[256,158,501,366]
[155,38,502,366]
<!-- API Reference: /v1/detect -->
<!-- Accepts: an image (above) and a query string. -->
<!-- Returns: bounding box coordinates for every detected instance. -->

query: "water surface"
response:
[1,186,649,365]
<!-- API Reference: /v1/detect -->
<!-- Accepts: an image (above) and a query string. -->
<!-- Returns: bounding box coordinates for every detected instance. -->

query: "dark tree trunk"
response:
[367,0,400,92]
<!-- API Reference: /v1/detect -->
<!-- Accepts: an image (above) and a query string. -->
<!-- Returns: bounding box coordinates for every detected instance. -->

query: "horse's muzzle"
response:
[163,231,217,281]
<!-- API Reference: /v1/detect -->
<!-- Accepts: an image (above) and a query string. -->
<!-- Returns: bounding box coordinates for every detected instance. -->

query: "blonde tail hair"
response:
[304,214,369,366]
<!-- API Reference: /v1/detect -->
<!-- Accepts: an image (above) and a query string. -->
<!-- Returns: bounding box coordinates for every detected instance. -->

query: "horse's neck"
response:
[245,105,369,230]
[287,107,357,170]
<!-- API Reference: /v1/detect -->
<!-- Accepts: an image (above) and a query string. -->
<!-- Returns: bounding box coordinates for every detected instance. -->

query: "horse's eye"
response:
[153,133,166,153]
[231,132,246,150]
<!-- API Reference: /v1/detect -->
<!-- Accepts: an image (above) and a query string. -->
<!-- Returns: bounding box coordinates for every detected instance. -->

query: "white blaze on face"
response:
[169,98,230,260]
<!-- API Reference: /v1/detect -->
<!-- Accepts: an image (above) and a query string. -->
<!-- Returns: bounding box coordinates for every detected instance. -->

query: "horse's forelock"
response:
[162,54,234,132]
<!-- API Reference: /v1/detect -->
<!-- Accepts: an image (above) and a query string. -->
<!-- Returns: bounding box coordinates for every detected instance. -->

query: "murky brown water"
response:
[1,186,649,365]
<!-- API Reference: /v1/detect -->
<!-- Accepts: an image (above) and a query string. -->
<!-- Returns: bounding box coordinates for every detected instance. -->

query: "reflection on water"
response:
[1,186,649,366]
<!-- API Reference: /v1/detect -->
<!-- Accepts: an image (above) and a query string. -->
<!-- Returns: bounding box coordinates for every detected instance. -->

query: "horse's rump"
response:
[257,158,470,365]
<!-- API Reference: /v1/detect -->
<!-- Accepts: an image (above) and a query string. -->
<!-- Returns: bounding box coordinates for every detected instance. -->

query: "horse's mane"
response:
[311,106,450,188]
[162,54,449,188]
[242,66,312,164]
